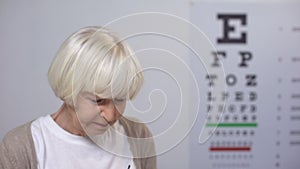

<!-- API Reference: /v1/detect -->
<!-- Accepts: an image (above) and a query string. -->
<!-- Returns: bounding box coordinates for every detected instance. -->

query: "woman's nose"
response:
[99,100,119,124]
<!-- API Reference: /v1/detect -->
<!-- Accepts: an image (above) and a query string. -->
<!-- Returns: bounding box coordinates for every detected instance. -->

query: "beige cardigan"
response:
[0,116,157,169]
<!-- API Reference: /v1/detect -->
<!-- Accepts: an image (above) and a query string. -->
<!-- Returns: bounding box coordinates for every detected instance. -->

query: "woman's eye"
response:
[91,99,105,105]
[96,99,105,104]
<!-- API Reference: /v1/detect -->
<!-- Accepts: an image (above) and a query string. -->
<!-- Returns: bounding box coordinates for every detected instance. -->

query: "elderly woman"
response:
[0,26,156,169]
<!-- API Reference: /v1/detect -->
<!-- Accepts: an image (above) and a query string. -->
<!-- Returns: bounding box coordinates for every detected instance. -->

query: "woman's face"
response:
[74,92,126,136]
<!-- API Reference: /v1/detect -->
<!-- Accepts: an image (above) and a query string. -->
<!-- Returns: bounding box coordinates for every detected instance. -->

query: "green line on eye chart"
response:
[206,123,258,127]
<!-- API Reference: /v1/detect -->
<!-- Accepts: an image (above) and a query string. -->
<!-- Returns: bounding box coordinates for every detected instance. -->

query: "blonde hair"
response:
[48,26,143,106]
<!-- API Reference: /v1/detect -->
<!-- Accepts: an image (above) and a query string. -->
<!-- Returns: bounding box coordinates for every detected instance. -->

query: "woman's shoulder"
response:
[1,121,35,153]
[3,121,32,138]
[0,121,37,168]
[119,116,157,167]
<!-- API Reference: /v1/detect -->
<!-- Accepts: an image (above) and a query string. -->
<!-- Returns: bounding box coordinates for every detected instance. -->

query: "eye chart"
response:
[189,2,300,169]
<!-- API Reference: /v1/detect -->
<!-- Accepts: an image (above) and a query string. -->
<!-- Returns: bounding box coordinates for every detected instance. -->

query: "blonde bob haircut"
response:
[48,26,144,106]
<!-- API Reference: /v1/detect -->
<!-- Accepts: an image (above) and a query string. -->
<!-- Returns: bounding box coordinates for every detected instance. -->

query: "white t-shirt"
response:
[31,115,136,169]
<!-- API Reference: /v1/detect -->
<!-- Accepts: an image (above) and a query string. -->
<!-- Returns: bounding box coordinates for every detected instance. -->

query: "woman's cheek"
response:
[77,107,99,122]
